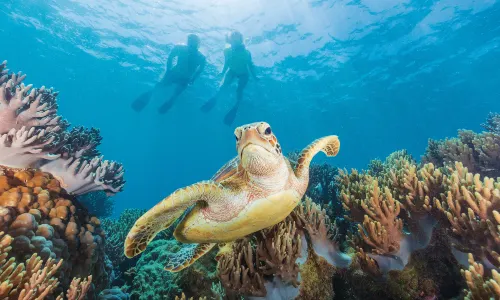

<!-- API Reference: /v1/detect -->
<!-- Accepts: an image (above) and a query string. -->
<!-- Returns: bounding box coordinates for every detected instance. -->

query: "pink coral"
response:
[0,60,124,197]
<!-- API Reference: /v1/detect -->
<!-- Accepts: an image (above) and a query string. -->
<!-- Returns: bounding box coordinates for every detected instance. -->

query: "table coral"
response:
[0,60,124,197]
[0,168,112,296]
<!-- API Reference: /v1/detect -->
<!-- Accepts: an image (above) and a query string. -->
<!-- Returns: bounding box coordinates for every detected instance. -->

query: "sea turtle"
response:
[124,122,340,272]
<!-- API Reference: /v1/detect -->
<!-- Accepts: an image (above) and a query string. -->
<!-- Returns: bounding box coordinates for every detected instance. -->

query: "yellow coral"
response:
[462,254,500,300]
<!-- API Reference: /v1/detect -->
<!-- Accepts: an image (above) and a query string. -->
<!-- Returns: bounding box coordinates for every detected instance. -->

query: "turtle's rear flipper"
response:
[165,243,216,272]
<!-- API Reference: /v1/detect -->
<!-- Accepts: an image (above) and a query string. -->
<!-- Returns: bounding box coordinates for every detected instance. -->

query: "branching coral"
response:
[481,112,500,134]
[257,219,302,287]
[336,152,444,273]
[336,168,373,222]
[462,254,500,300]
[357,182,403,256]
[422,114,500,179]
[0,168,112,296]
[0,231,92,299]
[434,162,500,268]
[218,239,266,297]
[0,60,124,197]
[293,197,351,268]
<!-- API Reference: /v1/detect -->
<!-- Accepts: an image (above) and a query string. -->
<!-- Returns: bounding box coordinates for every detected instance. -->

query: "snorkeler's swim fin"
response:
[131,90,153,112]
[200,97,217,112]
[223,104,239,126]
[158,99,175,114]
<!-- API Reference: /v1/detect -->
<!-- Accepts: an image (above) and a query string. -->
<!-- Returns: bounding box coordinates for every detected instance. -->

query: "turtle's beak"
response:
[238,129,272,158]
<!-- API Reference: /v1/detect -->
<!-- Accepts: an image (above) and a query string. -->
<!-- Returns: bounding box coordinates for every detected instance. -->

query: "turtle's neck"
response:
[246,158,289,193]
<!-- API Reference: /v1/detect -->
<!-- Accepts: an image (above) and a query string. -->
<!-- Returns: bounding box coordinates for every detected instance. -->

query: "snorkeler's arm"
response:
[247,51,258,79]
[220,48,230,75]
[190,55,206,83]
[166,45,181,71]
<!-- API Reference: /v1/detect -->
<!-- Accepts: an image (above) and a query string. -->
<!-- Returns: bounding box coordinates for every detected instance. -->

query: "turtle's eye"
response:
[264,127,272,135]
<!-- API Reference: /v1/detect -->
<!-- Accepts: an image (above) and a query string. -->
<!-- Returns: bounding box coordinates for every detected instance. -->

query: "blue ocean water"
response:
[1,0,499,217]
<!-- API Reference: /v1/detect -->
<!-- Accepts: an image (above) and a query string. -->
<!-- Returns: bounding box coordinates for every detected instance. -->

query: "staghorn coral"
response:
[0,168,112,296]
[256,219,302,288]
[434,162,500,268]
[481,112,500,134]
[218,239,266,298]
[422,113,500,179]
[0,60,124,197]
[65,275,92,300]
[462,253,500,300]
[336,168,373,222]
[293,196,351,268]
[357,182,403,256]
[0,231,93,300]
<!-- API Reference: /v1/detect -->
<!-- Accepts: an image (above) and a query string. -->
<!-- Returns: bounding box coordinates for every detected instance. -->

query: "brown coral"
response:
[217,239,266,297]
[0,231,92,300]
[256,218,302,287]
[462,253,500,300]
[435,162,500,267]
[0,167,110,295]
[357,182,403,255]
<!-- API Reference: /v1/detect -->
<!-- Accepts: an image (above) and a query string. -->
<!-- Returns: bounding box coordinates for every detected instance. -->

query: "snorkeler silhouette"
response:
[132,34,206,114]
[200,30,258,125]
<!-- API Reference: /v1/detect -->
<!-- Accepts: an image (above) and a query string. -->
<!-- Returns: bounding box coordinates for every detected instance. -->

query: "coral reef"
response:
[0,60,125,197]
[434,162,500,268]
[101,209,147,274]
[422,112,500,178]
[0,168,112,296]
[98,287,131,300]
[123,239,217,300]
[0,231,92,299]
[77,191,114,218]
[107,112,499,300]
[216,197,348,299]
[462,254,500,300]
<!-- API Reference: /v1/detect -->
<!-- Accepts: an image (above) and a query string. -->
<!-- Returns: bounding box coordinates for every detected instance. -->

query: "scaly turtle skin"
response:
[124,122,340,272]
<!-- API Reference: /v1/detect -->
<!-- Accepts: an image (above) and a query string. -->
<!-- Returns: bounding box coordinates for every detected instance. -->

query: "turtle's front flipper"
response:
[124,181,229,258]
[295,135,340,179]
[165,243,216,272]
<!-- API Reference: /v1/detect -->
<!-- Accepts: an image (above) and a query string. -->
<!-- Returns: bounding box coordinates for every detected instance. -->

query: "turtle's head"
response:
[235,122,283,175]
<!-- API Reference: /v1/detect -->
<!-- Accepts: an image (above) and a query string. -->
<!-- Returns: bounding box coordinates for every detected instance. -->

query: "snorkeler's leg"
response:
[158,83,188,114]
[201,72,235,112]
[132,73,173,112]
[223,75,248,126]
